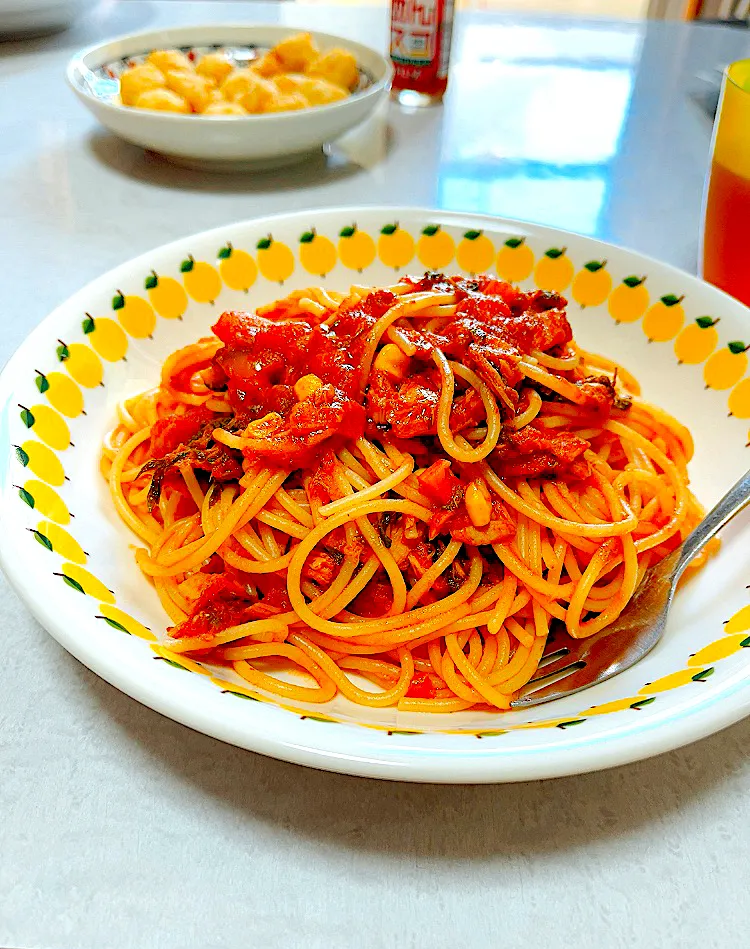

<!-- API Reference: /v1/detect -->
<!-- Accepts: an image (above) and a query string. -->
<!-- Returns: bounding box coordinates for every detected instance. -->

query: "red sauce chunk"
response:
[150,405,213,458]
[405,672,437,699]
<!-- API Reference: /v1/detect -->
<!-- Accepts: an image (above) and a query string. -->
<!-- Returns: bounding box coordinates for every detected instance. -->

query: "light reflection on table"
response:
[437,21,644,235]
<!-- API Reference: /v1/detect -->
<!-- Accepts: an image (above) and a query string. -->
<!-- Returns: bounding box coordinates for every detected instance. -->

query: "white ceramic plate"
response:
[66,25,392,169]
[2,207,750,783]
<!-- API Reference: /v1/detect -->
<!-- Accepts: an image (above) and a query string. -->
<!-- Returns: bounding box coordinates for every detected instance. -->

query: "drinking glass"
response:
[702,60,750,307]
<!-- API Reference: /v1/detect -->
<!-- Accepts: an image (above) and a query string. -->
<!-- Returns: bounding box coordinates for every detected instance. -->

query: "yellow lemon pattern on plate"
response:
[638,667,713,694]
[728,376,750,418]
[58,563,115,603]
[211,676,261,700]
[495,237,534,283]
[15,440,65,486]
[517,717,586,730]
[82,315,128,362]
[703,340,749,390]
[673,316,720,364]
[97,604,155,640]
[35,520,87,563]
[152,644,209,674]
[416,224,455,270]
[218,244,258,291]
[256,235,295,283]
[571,260,612,308]
[377,224,415,270]
[688,635,750,666]
[56,341,103,388]
[298,231,337,277]
[642,293,685,342]
[725,604,750,634]
[18,480,70,524]
[112,292,156,338]
[534,248,574,292]
[608,275,649,323]
[337,225,376,272]
[181,256,222,304]
[35,370,84,418]
[18,404,70,451]
[145,272,188,319]
[583,696,655,716]
[456,230,495,275]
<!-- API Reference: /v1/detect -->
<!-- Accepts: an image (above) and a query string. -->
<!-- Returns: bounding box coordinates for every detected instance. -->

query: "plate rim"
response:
[2,204,750,783]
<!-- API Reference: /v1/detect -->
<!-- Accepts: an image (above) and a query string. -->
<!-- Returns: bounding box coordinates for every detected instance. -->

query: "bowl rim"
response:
[65,22,394,124]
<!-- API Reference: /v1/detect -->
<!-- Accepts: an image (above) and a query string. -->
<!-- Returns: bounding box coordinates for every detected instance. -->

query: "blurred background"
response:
[293,0,652,16]
[113,0,750,23]
[271,0,749,23]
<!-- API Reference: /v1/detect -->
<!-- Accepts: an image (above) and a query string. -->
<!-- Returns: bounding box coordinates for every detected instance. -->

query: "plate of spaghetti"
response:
[1,208,749,782]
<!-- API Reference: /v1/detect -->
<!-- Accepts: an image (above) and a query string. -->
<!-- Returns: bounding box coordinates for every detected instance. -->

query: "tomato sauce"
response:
[154,273,630,640]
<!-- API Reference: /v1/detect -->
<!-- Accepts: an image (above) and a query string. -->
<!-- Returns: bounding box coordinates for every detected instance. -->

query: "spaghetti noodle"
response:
[102,273,712,712]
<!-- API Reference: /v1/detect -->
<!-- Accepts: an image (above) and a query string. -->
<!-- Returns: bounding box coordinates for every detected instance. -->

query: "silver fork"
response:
[511,468,750,708]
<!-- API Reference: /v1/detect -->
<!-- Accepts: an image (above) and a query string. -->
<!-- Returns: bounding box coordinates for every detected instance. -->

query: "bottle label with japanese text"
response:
[390,0,454,94]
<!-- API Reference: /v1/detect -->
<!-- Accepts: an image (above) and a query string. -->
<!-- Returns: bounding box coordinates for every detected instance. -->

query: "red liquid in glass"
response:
[703,159,750,307]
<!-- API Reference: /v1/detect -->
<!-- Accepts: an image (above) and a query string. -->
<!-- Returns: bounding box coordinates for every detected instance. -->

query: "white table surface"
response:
[2,3,750,948]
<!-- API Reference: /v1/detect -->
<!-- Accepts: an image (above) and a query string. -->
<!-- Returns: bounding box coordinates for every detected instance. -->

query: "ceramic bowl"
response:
[66,24,392,169]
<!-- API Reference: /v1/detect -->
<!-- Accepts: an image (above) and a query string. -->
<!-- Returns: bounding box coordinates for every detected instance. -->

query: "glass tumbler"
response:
[702,60,750,307]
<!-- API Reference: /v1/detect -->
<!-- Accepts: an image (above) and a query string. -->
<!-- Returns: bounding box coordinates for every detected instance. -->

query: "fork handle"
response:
[676,467,750,577]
